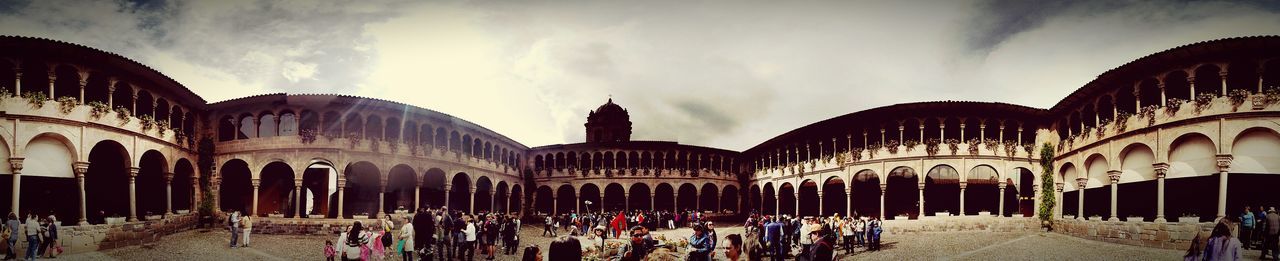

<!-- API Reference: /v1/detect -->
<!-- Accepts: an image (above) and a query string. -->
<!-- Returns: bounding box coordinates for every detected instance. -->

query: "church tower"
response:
[585,98,632,142]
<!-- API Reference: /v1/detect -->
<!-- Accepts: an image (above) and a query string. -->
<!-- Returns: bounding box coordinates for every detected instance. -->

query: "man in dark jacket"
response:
[1263,208,1280,260]
[439,209,454,260]
[803,226,833,261]
[764,217,784,261]
[412,207,434,260]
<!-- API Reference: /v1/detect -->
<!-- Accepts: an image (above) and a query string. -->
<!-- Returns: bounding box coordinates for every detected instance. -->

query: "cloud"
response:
[1,0,1277,151]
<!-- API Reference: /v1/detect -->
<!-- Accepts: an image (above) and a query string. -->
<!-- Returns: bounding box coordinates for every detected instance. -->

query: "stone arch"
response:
[1168,133,1218,179]
[450,172,472,212]
[820,176,845,216]
[535,185,553,215]
[655,183,675,212]
[300,159,338,218]
[1084,154,1109,188]
[22,132,77,178]
[474,176,493,213]
[420,168,447,209]
[798,179,819,216]
[386,164,417,213]
[604,183,626,212]
[1119,143,1156,183]
[1015,167,1036,217]
[579,183,601,213]
[258,161,296,217]
[494,181,509,213]
[678,183,698,212]
[556,184,576,214]
[1231,127,1280,174]
[852,169,880,217]
[721,184,739,213]
[218,158,252,214]
[886,166,918,219]
[136,150,169,218]
[966,164,999,215]
[258,111,278,137]
[509,184,523,214]
[172,158,195,212]
[925,164,960,216]
[748,184,761,213]
[699,183,719,213]
[343,161,381,218]
[761,182,775,214]
[778,182,796,216]
[19,133,78,224]
[630,183,651,211]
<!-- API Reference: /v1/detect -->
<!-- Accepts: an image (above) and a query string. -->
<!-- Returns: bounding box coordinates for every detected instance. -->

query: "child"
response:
[324,240,336,261]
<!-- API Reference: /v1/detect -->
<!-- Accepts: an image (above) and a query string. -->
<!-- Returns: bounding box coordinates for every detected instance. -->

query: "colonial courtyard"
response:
[52,222,1189,261]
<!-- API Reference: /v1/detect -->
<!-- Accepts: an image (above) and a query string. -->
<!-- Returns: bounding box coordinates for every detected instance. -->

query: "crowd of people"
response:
[322,206,522,261]
[741,211,883,261]
[0,212,62,260]
[539,209,711,239]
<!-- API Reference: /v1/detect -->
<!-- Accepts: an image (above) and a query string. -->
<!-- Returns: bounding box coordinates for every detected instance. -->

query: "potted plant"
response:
[56,96,77,114]
[925,139,940,156]
[1178,213,1200,223]
[1165,98,1185,115]
[904,139,919,152]
[1193,93,1216,114]
[885,140,900,154]
[21,91,48,109]
[1228,89,1249,110]
[945,139,960,155]
[105,214,126,225]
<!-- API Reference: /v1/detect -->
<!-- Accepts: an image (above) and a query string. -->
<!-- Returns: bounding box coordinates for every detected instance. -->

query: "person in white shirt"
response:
[400,216,415,261]
[462,216,477,260]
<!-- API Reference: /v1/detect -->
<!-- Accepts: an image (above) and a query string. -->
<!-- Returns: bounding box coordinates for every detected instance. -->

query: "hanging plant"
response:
[88,101,109,119]
[56,96,77,114]
[924,138,940,156]
[1266,86,1280,105]
[0,88,11,102]
[156,120,169,136]
[409,142,419,156]
[1080,126,1092,139]
[1023,143,1034,161]
[21,91,48,109]
[114,106,131,126]
[1115,112,1132,132]
[966,138,980,155]
[1096,118,1111,137]
[139,114,155,132]
[300,129,318,144]
[850,147,864,161]
[174,130,185,144]
[1193,93,1216,114]
[1228,89,1250,108]
[347,133,363,149]
[867,143,880,159]
[945,138,960,155]
[386,137,399,153]
[885,140,899,154]
[1140,105,1158,126]
[1004,141,1018,157]
[1164,98,1185,115]
[903,139,920,152]
[984,138,999,152]
[369,137,381,152]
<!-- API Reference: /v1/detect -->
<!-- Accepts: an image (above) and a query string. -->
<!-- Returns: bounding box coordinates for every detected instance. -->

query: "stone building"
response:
[0,35,1278,252]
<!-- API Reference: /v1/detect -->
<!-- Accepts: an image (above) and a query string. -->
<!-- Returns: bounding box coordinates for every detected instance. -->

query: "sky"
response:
[1,0,1278,151]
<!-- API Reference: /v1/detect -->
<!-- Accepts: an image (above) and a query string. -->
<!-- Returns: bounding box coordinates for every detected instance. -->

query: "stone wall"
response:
[1052,219,1208,250]
[29,213,200,255]
[881,216,1040,234]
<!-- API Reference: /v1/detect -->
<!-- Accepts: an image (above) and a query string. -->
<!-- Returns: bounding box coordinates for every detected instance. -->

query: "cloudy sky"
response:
[1,0,1278,150]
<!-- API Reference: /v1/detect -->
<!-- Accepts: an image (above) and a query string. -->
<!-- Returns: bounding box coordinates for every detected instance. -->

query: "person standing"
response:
[1264,208,1280,260]
[39,216,56,258]
[6,213,19,260]
[840,217,855,254]
[804,226,834,261]
[411,208,433,261]
[764,217,783,261]
[687,225,713,261]
[1243,206,1256,250]
[1203,221,1242,261]
[241,215,253,247]
[542,215,554,237]
[228,211,241,248]
[462,216,477,260]
[400,215,415,261]
[436,210,451,261]
[24,214,38,261]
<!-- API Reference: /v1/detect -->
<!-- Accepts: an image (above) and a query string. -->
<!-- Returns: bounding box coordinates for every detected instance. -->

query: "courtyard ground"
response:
[53,225,1213,260]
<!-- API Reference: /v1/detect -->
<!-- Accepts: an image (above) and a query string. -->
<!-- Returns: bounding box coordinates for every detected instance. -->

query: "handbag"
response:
[396,239,405,253]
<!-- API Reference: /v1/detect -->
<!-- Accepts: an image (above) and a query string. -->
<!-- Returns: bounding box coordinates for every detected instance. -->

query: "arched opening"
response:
[344,114,363,137]
[1194,65,1222,97]
[137,150,168,218]
[1264,60,1280,90]
[53,64,78,101]
[655,184,675,212]
[630,183,651,212]
[748,185,761,214]
[258,161,296,217]
[555,185,576,215]
[1227,61,1259,94]
[155,100,170,127]
[323,111,342,136]
[279,111,298,136]
[700,183,719,213]
[112,82,133,115]
[604,183,625,212]
[365,116,383,140]
[677,183,698,212]
[579,184,600,213]
[301,161,338,218]
[797,180,818,216]
[136,91,154,119]
[965,165,999,215]
[1166,133,1218,222]
[385,165,416,214]
[495,182,509,213]
[510,185,523,214]
[1165,71,1191,102]
[238,114,256,139]
[1060,163,1080,218]
[173,159,195,213]
[384,117,401,142]
[535,186,553,215]
[218,116,236,141]
[721,185,739,213]
[1228,128,1280,222]
[762,183,776,215]
[886,167,918,219]
[821,177,846,216]
[343,162,381,218]
[852,170,881,218]
[778,183,796,216]
[474,176,493,213]
[925,165,960,216]
[1139,78,1161,109]
[1017,168,1036,217]
[21,134,78,225]
[84,73,109,105]
[450,173,472,213]
[420,168,447,209]
[19,61,47,98]
[87,140,132,223]
[1119,144,1156,221]
[218,159,252,214]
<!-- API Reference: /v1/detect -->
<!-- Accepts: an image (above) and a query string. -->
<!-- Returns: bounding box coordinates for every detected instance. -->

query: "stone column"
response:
[917,183,925,218]
[8,158,22,216]
[1154,163,1168,222]
[998,182,1006,217]
[1107,170,1121,221]
[552,196,558,215]
[846,186,853,217]
[879,184,887,218]
[13,67,22,94]
[1216,155,1232,219]
[295,179,304,219]
[1075,178,1086,220]
[73,162,89,225]
[337,179,346,219]
[1054,183,1064,219]
[650,193,656,212]
[376,179,387,218]
[817,192,823,215]
[250,178,260,216]
[774,194,780,216]
[211,166,220,212]
[164,172,175,215]
[443,183,452,211]
[414,180,423,211]
[958,182,966,216]
[129,167,140,221]
[469,186,477,213]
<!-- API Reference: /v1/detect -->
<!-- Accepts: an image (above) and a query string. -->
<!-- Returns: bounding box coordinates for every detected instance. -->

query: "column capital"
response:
[163,172,175,182]
[1106,170,1122,184]
[127,167,140,177]
[72,161,89,177]
[1152,162,1170,178]
[1215,154,1233,172]
[997,182,1007,189]
[336,179,347,188]
[1054,182,1064,192]
[294,179,304,187]
[958,182,967,189]
[8,157,23,172]
[250,178,261,187]
[1075,177,1087,189]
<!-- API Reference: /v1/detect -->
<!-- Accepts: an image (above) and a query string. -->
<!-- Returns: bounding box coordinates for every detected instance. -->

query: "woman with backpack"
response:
[338,221,372,261]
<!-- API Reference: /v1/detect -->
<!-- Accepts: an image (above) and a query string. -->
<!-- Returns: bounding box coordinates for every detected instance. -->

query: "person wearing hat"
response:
[801,225,834,261]
[1264,207,1280,260]
[687,224,713,261]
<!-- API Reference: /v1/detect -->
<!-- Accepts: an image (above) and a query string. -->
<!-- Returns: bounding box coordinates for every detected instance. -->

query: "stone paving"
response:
[51,225,1212,260]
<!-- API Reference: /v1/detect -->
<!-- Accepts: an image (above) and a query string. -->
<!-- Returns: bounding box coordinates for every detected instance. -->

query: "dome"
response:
[588,98,630,123]
[585,98,632,142]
